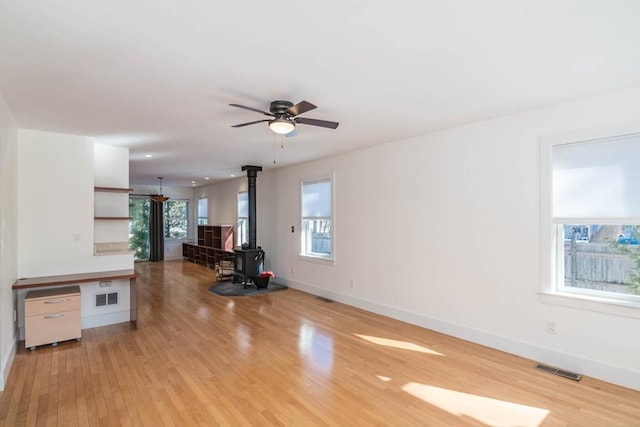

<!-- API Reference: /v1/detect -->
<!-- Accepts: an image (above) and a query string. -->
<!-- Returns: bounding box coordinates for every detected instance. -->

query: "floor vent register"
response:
[535,364,582,381]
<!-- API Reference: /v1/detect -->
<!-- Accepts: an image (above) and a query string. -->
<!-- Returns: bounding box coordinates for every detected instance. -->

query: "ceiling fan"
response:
[230,100,339,135]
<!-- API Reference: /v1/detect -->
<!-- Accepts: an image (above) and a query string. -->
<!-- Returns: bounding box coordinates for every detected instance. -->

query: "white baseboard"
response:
[0,335,17,392]
[81,310,130,330]
[282,278,640,391]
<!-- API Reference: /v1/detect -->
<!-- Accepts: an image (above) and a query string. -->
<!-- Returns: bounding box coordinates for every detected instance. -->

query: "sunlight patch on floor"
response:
[354,334,444,356]
[402,382,549,427]
[235,324,251,356]
[197,306,209,319]
[299,323,334,373]
[376,375,392,382]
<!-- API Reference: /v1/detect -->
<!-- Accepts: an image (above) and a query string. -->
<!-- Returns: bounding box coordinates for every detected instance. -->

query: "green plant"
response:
[627,226,640,294]
[629,258,640,294]
[129,198,150,260]
[164,200,188,238]
[612,225,640,295]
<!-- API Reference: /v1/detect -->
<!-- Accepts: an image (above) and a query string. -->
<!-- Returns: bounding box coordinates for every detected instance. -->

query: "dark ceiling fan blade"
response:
[229,103,274,117]
[287,100,316,117]
[231,119,270,128]
[295,117,339,129]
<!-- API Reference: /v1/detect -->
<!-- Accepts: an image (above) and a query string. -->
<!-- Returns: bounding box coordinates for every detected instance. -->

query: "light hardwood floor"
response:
[1,260,638,426]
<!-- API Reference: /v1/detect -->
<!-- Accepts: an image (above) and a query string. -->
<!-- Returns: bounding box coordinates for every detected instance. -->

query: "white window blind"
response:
[238,191,248,217]
[552,133,640,222]
[302,180,331,218]
[198,198,208,216]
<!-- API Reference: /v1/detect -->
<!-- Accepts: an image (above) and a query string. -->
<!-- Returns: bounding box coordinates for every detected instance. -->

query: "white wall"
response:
[16,132,133,338]
[194,170,275,265]
[194,177,245,226]
[203,86,640,389]
[95,144,130,188]
[0,91,18,391]
[18,130,132,275]
[95,144,132,247]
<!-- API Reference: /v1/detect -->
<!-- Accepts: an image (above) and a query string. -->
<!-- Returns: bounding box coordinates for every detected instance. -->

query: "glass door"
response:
[129,196,150,261]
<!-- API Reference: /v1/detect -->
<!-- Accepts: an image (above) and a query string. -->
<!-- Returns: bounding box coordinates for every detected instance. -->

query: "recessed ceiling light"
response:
[191,181,196,184]
[230,174,236,177]
[204,177,210,180]
[144,154,152,158]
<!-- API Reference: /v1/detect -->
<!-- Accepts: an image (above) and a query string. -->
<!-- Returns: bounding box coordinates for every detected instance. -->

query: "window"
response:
[129,196,150,261]
[237,191,248,246]
[541,127,640,314]
[301,177,333,261]
[164,199,189,239]
[198,198,208,225]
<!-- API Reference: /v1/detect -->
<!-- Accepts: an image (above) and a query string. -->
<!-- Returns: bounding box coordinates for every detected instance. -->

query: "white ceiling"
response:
[1,1,639,187]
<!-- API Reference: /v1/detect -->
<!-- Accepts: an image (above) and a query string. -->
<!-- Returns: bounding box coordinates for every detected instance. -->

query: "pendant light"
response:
[151,177,169,202]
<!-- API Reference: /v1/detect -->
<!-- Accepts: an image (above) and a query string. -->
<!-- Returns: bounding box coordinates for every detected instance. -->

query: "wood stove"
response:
[233,165,265,284]
[234,248,264,281]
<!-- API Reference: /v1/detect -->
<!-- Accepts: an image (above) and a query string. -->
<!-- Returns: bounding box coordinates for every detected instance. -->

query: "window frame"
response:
[539,122,640,318]
[163,198,190,240]
[299,174,335,265]
[237,191,248,246]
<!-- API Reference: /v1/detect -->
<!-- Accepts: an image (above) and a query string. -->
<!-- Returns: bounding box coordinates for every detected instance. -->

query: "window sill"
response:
[298,254,335,266]
[538,291,640,319]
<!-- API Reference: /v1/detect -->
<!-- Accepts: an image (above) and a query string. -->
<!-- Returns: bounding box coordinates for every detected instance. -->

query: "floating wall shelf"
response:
[94,242,134,256]
[94,187,133,193]
[94,217,132,221]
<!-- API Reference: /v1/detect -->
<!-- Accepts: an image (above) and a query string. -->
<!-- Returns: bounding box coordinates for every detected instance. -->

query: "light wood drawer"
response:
[25,294,80,317]
[25,309,81,348]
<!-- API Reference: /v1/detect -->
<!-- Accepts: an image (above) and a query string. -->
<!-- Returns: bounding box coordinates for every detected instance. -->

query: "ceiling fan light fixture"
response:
[269,118,295,135]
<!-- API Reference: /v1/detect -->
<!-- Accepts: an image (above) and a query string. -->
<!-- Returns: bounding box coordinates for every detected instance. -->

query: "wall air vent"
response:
[95,292,119,307]
[535,364,582,381]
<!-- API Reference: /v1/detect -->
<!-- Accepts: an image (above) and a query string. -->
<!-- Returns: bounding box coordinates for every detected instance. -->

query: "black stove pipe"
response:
[241,165,262,249]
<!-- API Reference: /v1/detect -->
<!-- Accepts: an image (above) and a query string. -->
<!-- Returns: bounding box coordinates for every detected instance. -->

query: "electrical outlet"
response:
[72,233,81,244]
[350,279,355,289]
[547,321,558,335]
